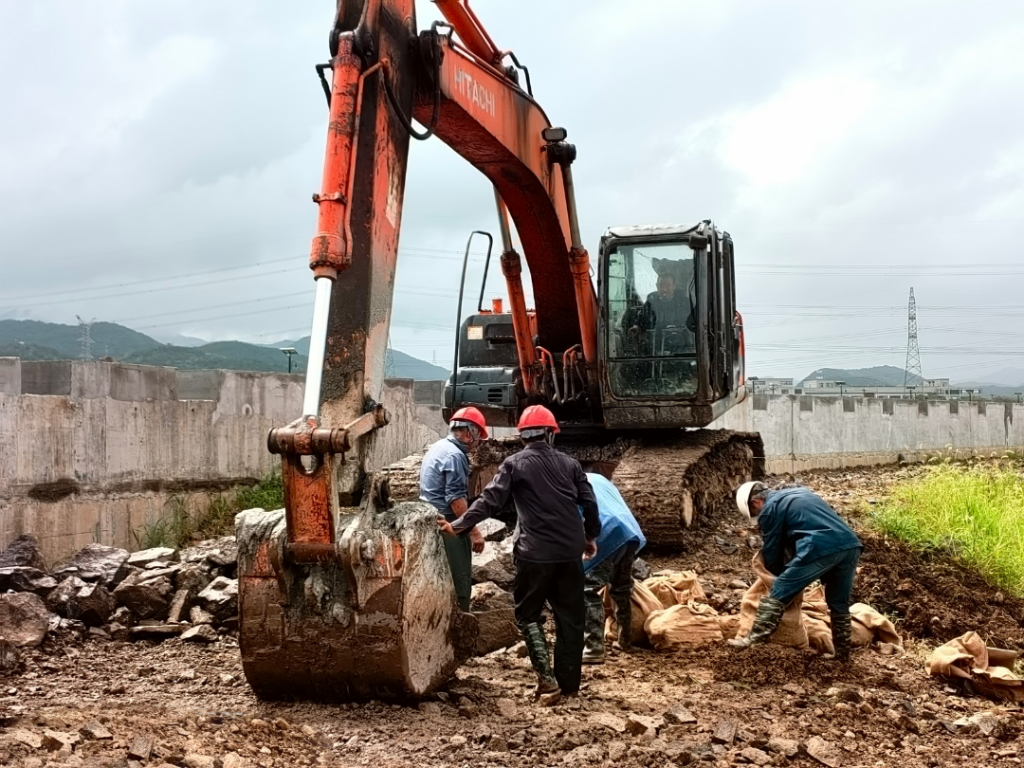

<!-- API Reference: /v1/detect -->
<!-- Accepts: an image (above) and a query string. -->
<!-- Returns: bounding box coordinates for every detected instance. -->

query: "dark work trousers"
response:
[442,531,472,612]
[769,546,862,616]
[584,541,639,649]
[514,559,586,694]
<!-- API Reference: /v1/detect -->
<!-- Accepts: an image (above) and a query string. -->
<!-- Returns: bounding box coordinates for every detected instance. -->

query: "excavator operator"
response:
[437,405,601,702]
[419,407,489,612]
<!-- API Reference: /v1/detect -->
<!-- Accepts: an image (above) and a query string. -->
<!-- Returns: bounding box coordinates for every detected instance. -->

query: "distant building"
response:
[750,374,982,400]
[748,377,795,394]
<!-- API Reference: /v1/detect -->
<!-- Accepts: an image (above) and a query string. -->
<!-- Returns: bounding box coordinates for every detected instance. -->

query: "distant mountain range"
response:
[0,320,450,381]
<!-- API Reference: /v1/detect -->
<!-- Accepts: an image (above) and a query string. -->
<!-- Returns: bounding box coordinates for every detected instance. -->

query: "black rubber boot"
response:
[582,599,606,664]
[830,612,853,662]
[613,594,633,652]
[728,596,785,648]
[521,622,560,695]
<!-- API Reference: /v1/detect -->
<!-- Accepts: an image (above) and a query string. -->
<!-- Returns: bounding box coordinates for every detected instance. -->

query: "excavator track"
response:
[374,429,764,551]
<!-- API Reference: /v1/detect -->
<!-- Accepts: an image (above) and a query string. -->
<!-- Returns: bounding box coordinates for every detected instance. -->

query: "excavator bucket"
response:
[234,0,478,701]
[237,501,475,701]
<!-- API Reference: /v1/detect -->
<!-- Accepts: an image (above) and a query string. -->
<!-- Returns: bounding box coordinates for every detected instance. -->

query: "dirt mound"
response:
[857,532,1024,650]
[707,643,910,690]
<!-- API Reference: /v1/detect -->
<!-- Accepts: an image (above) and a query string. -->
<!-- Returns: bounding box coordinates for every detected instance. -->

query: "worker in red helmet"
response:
[420,406,489,611]
[438,405,600,702]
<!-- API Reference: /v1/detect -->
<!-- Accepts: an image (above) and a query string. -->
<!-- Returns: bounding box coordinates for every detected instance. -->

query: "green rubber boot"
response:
[582,600,606,664]
[830,612,853,662]
[521,622,560,695]
[613,594,633,652]
[728,596,785,649]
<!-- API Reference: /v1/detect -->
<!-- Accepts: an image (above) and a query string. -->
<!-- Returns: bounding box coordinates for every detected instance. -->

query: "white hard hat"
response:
[735,481,761,521]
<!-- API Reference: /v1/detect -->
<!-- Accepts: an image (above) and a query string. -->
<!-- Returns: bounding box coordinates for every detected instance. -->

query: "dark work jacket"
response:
[453,441,601,563]
[758,487,862,576]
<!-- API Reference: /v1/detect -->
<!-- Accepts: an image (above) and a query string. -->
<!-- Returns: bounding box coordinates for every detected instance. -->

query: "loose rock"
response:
[182,754,216,768]
[41,730,80,752]
[126,547,177,568]
[664,705,698,725]
[12,730,44,750]
[472,608,520,656]
[768,738,800,758]
[625,714,662,737]
[181,624,218,643]
[128,735,153,761]
[471,548,514,588]
[54,544,129,587]
[180,537,237,569]
[196,576,238,621]
[806,736,842,767]
[0,566,56,595]
[474,518,508,541]
[0,592,51,647]
[0,534,47,571]
[189,606,215,625]
[740,747,771,766]
[68,582,116,626]
[494,698,517,720]
[632,558,652,581]
[0,639,20,676]
[167,589,192,623]
[712,719,737,745]
[79,721,112,740]
[114,581,170,620]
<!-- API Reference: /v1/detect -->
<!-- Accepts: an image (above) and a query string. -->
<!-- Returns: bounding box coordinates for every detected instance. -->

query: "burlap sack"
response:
[604,580,663,646]
[718,614,741,640]
[644,602,724,650]
[851,603,902,647]
[929,632,1024,701]
[644,579,681,610]
[736,553,809,649]
[642,571,706,609]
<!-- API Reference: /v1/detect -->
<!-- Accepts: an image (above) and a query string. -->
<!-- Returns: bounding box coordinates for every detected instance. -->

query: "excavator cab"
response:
[445,221,747,432]
[598,222,747,429]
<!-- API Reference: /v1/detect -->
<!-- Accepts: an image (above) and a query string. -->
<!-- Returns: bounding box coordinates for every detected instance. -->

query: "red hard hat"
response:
[517,405,560,433]
[450,406,488,439]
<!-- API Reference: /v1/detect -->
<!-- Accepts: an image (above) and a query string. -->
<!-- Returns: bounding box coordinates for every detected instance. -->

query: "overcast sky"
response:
[2,1,1023,384]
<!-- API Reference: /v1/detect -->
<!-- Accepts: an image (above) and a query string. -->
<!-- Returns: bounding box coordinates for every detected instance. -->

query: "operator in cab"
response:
[581,473,646,664]
[730,481,863,662]
[438,406,600,702]
[419,407,488,612]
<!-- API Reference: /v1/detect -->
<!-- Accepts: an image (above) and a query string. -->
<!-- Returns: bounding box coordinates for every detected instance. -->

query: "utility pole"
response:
[903,288,923,395]
[279,347,297,373]
[76,316,95,361]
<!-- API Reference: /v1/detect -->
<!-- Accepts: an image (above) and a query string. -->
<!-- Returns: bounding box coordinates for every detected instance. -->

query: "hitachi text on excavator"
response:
[236,0,764,701]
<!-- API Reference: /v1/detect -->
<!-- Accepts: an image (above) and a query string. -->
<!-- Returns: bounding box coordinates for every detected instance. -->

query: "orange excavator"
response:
[236,0,763,701]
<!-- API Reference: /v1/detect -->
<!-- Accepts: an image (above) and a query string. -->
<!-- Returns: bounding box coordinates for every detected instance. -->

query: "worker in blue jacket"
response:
[581,473,646,664]
[729,481,863,661]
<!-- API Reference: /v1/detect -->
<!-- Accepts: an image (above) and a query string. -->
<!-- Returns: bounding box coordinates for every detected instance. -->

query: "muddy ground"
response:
[3,466,1024,768]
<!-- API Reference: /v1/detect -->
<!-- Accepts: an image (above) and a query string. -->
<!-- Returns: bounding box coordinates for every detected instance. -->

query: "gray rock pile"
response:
[0,534,239,651]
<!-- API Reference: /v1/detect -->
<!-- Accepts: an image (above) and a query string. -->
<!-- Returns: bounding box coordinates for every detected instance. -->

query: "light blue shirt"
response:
[418,435,469,520]
[583,473,646,573]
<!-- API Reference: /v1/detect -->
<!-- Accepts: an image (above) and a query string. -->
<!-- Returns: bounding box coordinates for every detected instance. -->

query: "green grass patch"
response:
[871,462,1024,596]
[133,473,285,550]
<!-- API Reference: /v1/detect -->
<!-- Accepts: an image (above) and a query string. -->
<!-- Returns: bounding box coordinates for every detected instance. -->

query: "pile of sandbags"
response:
[604,571,724,649]
[602,554,901,653]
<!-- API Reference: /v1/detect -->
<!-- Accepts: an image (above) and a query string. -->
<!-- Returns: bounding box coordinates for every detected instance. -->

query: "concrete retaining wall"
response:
[712,394,1024,474]
[0,360,444,563]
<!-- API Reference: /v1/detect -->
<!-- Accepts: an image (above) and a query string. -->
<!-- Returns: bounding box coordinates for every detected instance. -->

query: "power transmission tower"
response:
[76,316,96,361]
[903,288,923,394]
